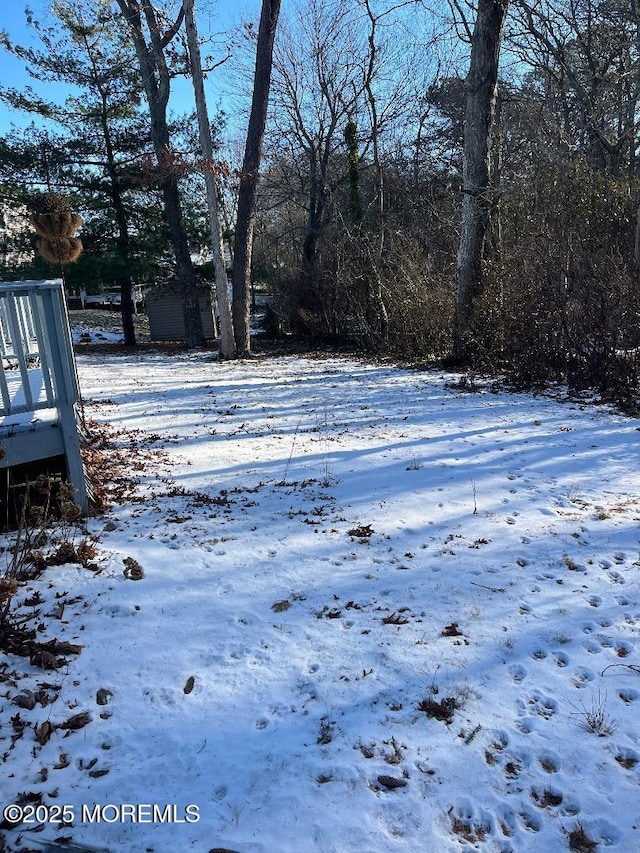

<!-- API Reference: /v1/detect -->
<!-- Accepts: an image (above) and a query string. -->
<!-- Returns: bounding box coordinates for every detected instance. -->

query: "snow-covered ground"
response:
[2,347,639,853]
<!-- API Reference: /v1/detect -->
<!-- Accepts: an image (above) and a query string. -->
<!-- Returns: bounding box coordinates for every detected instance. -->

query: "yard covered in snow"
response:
[1,346,639,853]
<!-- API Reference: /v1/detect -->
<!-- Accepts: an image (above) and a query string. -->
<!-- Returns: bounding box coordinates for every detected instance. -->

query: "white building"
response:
[0,204,32,267]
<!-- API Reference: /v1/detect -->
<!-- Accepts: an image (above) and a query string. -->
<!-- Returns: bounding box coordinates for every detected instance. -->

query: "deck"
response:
[0,280,88,515]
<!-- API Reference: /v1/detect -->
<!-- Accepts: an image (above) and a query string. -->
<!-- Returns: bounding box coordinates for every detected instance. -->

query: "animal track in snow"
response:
[607,570,625,584]
[521,692,558,720]
[508,665,527,684]
[618,689,639,704]
[538,753,560,773]
[530,785,564,809]
[571,667,595,688]
[517,808,541,832]
[614,641,632,658]
[612,746,640,770]
[496,806,518,839]
[503,753,527,778]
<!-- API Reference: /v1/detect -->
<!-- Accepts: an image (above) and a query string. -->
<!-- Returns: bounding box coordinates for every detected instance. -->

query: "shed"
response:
[0,280,88,522]
[146,286,216,342]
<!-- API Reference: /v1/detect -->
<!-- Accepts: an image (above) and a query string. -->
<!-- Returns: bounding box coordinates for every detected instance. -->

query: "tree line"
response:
[0,0,638,409]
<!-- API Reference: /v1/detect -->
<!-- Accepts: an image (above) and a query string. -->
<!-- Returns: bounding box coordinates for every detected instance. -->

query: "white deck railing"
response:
[0,280,87,513]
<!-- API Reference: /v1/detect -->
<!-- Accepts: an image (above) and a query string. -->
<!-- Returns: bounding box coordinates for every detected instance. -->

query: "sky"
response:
[0,0,255,138]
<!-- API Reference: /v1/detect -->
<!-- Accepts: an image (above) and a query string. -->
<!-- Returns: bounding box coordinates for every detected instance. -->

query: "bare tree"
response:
[510,0,638,174]
[183,0,236,358]
[115,0,206,348]
[232,0,281,355]
[454,0,509,362]
[266,0,364,319]
[357,0,426,346]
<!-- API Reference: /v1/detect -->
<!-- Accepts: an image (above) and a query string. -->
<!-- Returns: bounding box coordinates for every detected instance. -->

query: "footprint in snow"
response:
[503,752,528,778]
[496,806,518,839]
[517,808,541,832]
[618,689,639,704]
[538,753,561,773]
[508,665,527,684]
[612,747,640,770]
[614,641,632,659]
[523,692,557,719]
[571,667,595,688]
[530,785,564,809]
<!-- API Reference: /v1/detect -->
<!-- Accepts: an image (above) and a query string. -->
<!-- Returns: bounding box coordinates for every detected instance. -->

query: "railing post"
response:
[38,283,88,514]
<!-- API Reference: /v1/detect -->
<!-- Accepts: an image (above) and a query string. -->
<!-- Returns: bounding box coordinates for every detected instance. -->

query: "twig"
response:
[601,663,640,677]
[465,723,482,744]
[470,581,506,593]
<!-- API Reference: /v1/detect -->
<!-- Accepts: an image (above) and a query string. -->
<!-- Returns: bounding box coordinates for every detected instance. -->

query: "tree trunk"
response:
[184,0,236,359]
[232,0,281,354]
[363,1,388,348]
[89,41,137,348]
[115,0,205,348]
[453,0,509,362]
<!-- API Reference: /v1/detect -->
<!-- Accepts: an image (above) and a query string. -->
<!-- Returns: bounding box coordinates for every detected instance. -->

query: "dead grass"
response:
[417,695,458,724]
[568,822,598,852]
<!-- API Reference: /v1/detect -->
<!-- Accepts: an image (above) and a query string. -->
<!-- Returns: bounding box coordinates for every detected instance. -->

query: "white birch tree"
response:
[183,0,236,358]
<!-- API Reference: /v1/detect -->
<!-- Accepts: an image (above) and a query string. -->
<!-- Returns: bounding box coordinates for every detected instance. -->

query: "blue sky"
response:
[0,0,254,137]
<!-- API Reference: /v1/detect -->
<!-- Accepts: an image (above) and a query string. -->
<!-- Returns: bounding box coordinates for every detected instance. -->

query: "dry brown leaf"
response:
[59,711,91,731]
[34,721,56,745]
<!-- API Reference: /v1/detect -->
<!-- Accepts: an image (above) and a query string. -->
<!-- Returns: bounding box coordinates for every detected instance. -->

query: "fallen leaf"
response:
[34,721,55,745]
[59,711,91,731]
[347,524,374,538]
[88,768,110,778]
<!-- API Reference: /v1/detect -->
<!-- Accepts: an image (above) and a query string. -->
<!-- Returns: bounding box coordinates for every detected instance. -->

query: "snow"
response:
[2,347,639,853]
